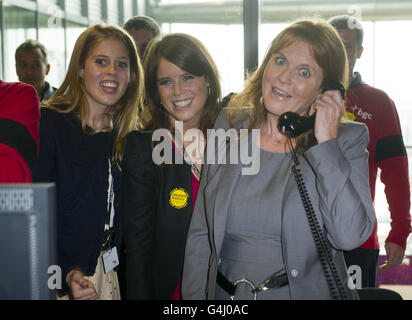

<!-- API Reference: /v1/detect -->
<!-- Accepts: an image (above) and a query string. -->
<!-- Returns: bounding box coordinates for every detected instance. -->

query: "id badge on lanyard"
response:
[102,158,119,273]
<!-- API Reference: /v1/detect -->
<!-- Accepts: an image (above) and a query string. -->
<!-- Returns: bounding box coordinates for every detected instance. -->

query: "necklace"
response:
[167,132,202,178]
[186,156,201,178]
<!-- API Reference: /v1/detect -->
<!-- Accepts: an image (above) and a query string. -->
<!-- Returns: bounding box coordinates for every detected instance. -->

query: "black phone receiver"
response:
[278,78,345,138]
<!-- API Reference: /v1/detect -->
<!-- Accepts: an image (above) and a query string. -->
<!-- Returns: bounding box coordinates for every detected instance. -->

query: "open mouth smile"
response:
[273,87,292,98]
[173,98,193,108]
[100,80,119,93]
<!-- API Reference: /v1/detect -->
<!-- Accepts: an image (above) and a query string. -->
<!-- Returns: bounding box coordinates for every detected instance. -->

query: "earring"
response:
[207,85,211,96]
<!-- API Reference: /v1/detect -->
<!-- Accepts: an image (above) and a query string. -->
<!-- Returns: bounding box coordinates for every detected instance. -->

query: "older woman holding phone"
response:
[182,18,375,300]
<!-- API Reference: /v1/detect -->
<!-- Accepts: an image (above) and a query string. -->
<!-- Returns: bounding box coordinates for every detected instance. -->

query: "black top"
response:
[33,107,122,296]
[349,72,367,88]
[0,118,37,172]
[40,81,57,101]
[122,130,193,299]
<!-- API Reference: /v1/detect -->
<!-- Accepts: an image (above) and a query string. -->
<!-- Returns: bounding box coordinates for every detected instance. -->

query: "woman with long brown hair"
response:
[33,24,144,300]
[122,33,222,299]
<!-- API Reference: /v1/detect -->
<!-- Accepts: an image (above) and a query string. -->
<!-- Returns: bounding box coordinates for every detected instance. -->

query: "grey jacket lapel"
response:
[212,162,242,255]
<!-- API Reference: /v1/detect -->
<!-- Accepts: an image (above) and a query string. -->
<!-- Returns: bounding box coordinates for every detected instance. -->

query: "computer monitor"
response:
[0,183,56,300]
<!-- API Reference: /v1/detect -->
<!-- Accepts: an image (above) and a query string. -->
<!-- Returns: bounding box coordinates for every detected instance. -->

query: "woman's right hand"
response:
[312,89,345,143]
[66,269,97,300]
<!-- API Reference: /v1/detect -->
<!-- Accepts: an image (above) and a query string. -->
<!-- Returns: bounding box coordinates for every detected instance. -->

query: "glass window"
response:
[351,21,374,85]
[152,0,244,96]
[107,0,119,25]
[159,0,236,3]
[65,0,82,17]
[123,0,135,23]
[3,4,36,82]
[259,23,288,64]
[162,23,244,97]
[38,10,65,90]
[88,0,103,23]
[374,21,412,147]
[65,21,87,68]
[38,0,59,5]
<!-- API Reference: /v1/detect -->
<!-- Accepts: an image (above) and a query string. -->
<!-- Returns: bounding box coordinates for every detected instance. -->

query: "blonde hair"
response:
[42,24,144,165]
[228,18,349,152]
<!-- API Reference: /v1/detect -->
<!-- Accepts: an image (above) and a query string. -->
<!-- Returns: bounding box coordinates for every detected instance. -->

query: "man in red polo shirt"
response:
[0,80,40,182]
[329,15,411,288]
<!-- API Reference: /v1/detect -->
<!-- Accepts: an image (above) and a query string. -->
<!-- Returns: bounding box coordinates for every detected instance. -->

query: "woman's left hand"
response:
[311,89,345,143]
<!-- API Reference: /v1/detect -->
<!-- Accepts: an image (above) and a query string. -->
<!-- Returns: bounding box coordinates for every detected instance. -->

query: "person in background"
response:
[182,18,375,300]
[33,24,144,300]
[15,39,57,101]
[122,33,222,299]
[123,15,161,60]
[0,80,39,182]
[329,15,411,288]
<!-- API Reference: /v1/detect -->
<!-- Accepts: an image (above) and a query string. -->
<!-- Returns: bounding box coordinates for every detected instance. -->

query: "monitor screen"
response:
[0,183,56,300]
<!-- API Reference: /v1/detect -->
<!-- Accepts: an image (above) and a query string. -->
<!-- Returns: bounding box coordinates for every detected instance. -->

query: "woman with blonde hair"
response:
[182,18,375,300]
[33,24,144,300]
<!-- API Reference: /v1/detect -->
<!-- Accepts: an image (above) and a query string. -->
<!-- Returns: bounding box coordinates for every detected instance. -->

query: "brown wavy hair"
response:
[141,33,222,137]
[41,24,144,165]
[228,18,349,153]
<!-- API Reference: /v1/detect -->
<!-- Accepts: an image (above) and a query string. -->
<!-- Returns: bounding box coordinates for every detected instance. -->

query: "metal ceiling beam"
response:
[151,1,412,24]
[244,0,260,75]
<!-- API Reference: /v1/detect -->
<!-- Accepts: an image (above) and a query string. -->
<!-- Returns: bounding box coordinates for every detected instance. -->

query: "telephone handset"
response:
[278,78,346,138]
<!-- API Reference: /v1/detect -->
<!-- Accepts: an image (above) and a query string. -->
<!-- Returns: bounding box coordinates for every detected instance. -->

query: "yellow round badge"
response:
[169,188,189,209]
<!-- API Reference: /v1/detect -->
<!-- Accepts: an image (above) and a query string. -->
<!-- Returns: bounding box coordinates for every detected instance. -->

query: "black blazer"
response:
[122,130,193,299]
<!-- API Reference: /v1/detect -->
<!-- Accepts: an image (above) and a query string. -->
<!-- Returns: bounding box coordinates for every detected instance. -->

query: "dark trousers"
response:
[344,248,379,288]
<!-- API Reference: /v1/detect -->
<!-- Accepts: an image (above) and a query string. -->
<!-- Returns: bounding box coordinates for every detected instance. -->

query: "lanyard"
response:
[186,155,201,178]
[167,131,201,178]
[105,158,115,230]
[102,158,115,251]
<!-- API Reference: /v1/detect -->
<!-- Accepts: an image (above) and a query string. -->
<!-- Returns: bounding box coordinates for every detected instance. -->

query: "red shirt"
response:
[0,81,40,182]
[345,73,411,249]
[171,171,199,300]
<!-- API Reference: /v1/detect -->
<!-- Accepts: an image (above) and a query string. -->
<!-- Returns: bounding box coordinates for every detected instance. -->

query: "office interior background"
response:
[1,0,412,263]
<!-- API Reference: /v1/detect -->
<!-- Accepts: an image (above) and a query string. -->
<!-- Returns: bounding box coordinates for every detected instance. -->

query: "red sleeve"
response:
[0,143,32,183]
[0,82,40,182]
[380,156,411,248]
[373,91,411,248]
[0,81,40,149]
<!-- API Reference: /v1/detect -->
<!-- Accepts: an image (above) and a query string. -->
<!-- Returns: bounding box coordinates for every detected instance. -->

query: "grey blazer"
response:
[181,109,375,300]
